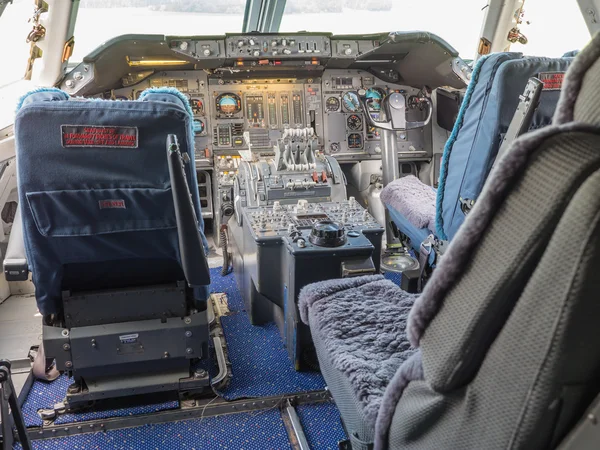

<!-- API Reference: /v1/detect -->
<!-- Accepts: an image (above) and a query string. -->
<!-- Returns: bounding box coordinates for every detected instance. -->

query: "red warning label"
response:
[99,199,126,209]
[61,125,138,148]
[538,72,565,91]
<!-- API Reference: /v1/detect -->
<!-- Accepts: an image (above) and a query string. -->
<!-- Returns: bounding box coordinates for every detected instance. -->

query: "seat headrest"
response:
[17,87,69,111]
[555,31,600,124]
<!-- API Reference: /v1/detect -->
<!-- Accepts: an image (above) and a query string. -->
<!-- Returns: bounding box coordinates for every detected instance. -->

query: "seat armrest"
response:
[4,205,28,281]
[380,175,437,232]
[166,135,210,289]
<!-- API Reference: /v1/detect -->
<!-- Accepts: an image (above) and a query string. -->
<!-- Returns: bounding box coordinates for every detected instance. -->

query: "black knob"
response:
[309,220,346,247]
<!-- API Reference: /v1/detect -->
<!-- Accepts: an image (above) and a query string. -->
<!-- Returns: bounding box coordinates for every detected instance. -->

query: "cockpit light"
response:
[126,56,188,67]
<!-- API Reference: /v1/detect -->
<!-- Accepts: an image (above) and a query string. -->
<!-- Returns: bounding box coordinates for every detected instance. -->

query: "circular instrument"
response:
[192,119,205,135]
[215,93,242,115]
[346,114,363,131]
[341,91,361,112]
[365,87,386,112]
[309,221,346,247]
[325,96,340,112]
[190,97,204,115]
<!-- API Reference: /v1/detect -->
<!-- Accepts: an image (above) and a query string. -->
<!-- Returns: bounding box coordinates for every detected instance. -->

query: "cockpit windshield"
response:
[280,0,589,59]
[71,0,246,61]
[280,0,488,58]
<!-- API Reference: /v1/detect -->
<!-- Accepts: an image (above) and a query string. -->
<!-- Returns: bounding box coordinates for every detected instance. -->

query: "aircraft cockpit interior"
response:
[0,1,599,449]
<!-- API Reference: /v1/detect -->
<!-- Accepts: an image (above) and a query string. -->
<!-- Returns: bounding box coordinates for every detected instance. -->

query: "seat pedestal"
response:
[43,283,211,408]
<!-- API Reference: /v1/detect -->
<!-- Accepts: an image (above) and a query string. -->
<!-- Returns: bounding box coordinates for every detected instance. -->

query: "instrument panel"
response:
[321,70,428,159]
[111,69,429,162]
[60,31,467,234]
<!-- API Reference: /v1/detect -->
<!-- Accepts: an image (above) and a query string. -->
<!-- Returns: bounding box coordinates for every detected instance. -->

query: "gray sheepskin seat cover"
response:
[299,275,418,426]
[380,175,437,232]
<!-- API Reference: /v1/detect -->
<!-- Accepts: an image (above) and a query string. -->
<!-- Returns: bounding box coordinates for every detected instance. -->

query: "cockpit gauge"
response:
[215,93,242,116]
[347,133,363,149]
[193,119,206,135]
[190,97,204,115]
[325,96,340,112]
[346,114,363,131]
[365,87,386,112]
[342,91,361,112]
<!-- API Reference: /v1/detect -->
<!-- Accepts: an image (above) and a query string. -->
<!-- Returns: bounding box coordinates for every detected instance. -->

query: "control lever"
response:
[356,89,433,131]
[219,188,234,276]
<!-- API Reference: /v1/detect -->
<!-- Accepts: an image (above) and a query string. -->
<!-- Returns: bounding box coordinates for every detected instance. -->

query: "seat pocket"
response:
[26,187,176,237]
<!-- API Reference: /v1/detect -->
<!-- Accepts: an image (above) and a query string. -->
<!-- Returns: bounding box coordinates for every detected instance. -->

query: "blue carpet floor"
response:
[218,312,326,400]
[209,267,245,312]
[15,409,291,450]
[383,270,402,286]
[297,402,348,450]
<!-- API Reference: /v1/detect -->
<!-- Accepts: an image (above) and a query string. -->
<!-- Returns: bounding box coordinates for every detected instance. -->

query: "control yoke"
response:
[357,90,433,131]
[353,89,432,260]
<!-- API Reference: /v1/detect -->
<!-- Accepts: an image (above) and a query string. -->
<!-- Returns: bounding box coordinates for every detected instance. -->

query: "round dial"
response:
[325,96,340,112]
[342,91,361,112]
[346,114,363,131]
[192,119,205,135]
[216,93,242,115]
[309,221,346,247]
[365,87,386,112]
[347,133,363,149]
[190,97,204,115]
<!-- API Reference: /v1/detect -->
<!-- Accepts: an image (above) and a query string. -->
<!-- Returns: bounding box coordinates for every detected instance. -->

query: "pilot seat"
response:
[4,88,213,407]
[299,32,600,450]
[382,53,573,250]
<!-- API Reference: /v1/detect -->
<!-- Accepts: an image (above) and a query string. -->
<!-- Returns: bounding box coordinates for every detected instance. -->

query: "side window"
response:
[0,0,31,87]
[511,0,590,56]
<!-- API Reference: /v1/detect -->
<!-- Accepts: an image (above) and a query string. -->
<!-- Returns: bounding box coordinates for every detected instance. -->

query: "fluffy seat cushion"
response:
[299,275,418,426]
[380,175,437,232]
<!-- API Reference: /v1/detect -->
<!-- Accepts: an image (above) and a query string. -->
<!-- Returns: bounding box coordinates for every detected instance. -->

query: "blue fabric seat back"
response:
[14,88,210,316]
[436,54,573,240]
